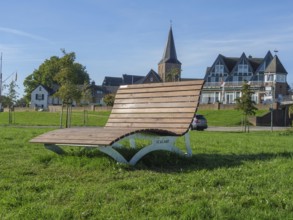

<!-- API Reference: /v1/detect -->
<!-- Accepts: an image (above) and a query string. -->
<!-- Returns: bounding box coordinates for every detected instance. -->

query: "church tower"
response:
[158,26,181,82]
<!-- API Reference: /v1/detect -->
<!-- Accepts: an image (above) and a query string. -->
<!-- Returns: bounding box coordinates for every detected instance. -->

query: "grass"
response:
[0,127,293,219]
[197,109,270,126]
[0,109,271,127]
[0,111,110,127]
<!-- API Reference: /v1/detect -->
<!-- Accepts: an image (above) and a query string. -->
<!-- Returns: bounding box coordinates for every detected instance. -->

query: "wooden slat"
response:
[106,123,189,129]
[117,85,202,94]
[107,112,195,119]
[114,95,199,104]
[115,90,198,99]
[119,80,204,90]
[110,107,196,114]
[107,118,192,124]
[113,101,197,109]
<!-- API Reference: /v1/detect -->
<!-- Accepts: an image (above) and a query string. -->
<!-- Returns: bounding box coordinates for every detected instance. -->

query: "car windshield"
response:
[195,115,205,119]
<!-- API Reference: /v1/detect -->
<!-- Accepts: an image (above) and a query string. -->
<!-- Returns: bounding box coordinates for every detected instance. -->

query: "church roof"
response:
[158,26,181,65]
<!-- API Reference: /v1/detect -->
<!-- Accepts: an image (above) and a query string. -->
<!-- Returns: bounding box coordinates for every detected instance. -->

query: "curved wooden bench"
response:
[30,80,204,165]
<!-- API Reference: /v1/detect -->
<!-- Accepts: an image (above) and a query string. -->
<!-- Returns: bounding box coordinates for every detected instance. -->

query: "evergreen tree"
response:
[235,81,258,132]
[103,94,115,106]
[5,80,19,124]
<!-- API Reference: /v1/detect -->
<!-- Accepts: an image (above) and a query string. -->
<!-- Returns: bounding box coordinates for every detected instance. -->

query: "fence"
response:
[198,103,278,111]
[3,105,113,112]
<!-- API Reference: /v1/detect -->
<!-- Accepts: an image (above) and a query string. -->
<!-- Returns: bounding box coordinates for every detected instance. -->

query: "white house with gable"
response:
[30,85,61,110]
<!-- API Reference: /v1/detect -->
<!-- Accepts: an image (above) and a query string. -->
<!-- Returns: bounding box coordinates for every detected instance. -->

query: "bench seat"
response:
[30,127,180,146]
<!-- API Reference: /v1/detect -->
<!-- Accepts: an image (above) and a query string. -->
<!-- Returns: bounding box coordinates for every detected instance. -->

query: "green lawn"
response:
[0,111,110,127]
[0,109,271,127]
[0,127,292,219]
[197,109,269,126]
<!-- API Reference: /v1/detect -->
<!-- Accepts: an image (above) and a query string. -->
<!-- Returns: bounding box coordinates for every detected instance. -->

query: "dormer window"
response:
[238,64,248,74]
[215,64,224,74]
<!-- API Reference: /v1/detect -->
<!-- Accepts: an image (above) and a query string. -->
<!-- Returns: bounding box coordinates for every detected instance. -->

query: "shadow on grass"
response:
[135,151,293,172]
[63,147,293,173]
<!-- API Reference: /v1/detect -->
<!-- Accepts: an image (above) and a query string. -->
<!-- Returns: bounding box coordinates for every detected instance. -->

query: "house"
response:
[30,85,61,110]
[90,82,119,105]
[135,69,162,84]
[102,74,145,86]
[201,51,290,104]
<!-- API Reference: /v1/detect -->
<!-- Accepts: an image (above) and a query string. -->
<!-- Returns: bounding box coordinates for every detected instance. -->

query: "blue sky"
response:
[1,0,293,96]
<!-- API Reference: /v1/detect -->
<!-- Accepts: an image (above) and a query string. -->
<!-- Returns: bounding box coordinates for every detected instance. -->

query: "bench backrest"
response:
[105,80,204,135]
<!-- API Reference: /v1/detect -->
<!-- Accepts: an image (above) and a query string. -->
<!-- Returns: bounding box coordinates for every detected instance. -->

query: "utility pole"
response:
[270,83,274,132]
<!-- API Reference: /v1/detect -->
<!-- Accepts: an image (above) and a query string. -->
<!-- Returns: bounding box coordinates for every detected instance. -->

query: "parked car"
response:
[191,114,208,131]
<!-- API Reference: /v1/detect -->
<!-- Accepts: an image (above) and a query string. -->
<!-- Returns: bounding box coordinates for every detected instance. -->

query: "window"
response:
[35,94,44,100]
[215,64,224,74]
[39,86,42,91]
[238,64,248,74]
[236,92,241,99]
[266,74,274,82]
[276,75,286,83]
[215,92,220,102]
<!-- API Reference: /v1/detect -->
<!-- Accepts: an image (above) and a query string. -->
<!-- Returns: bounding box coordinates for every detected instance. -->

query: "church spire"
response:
[159,26,181,65]
[158,25,181,82]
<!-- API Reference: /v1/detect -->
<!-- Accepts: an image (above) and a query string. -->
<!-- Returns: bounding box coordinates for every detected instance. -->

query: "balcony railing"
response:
[204,81,265,88]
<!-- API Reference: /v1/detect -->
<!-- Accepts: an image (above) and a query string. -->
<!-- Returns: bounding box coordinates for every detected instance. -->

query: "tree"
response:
[5,80,19,107]
[53,51,90,128]
[235,81,258,132]
[103,94,115,106]
[23,50,90,103]
[5,80,19,124]
[15,97,27,107]
[0,95,10,108]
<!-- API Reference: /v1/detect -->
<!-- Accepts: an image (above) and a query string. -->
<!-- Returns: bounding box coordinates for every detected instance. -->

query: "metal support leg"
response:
[129,138,136,148]
[184,132,192,157]
[98,146,128,164]
[45,144,66,155]
[129,136,184,165]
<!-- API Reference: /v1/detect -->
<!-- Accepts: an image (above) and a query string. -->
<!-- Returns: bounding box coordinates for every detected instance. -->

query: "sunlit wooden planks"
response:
[106,80,204,135]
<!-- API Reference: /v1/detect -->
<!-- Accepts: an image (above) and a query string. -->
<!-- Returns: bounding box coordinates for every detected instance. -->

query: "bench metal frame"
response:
[44,131,192,165]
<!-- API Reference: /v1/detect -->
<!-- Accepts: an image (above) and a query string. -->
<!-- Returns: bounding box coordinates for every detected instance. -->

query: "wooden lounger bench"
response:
[30,80,204,165]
